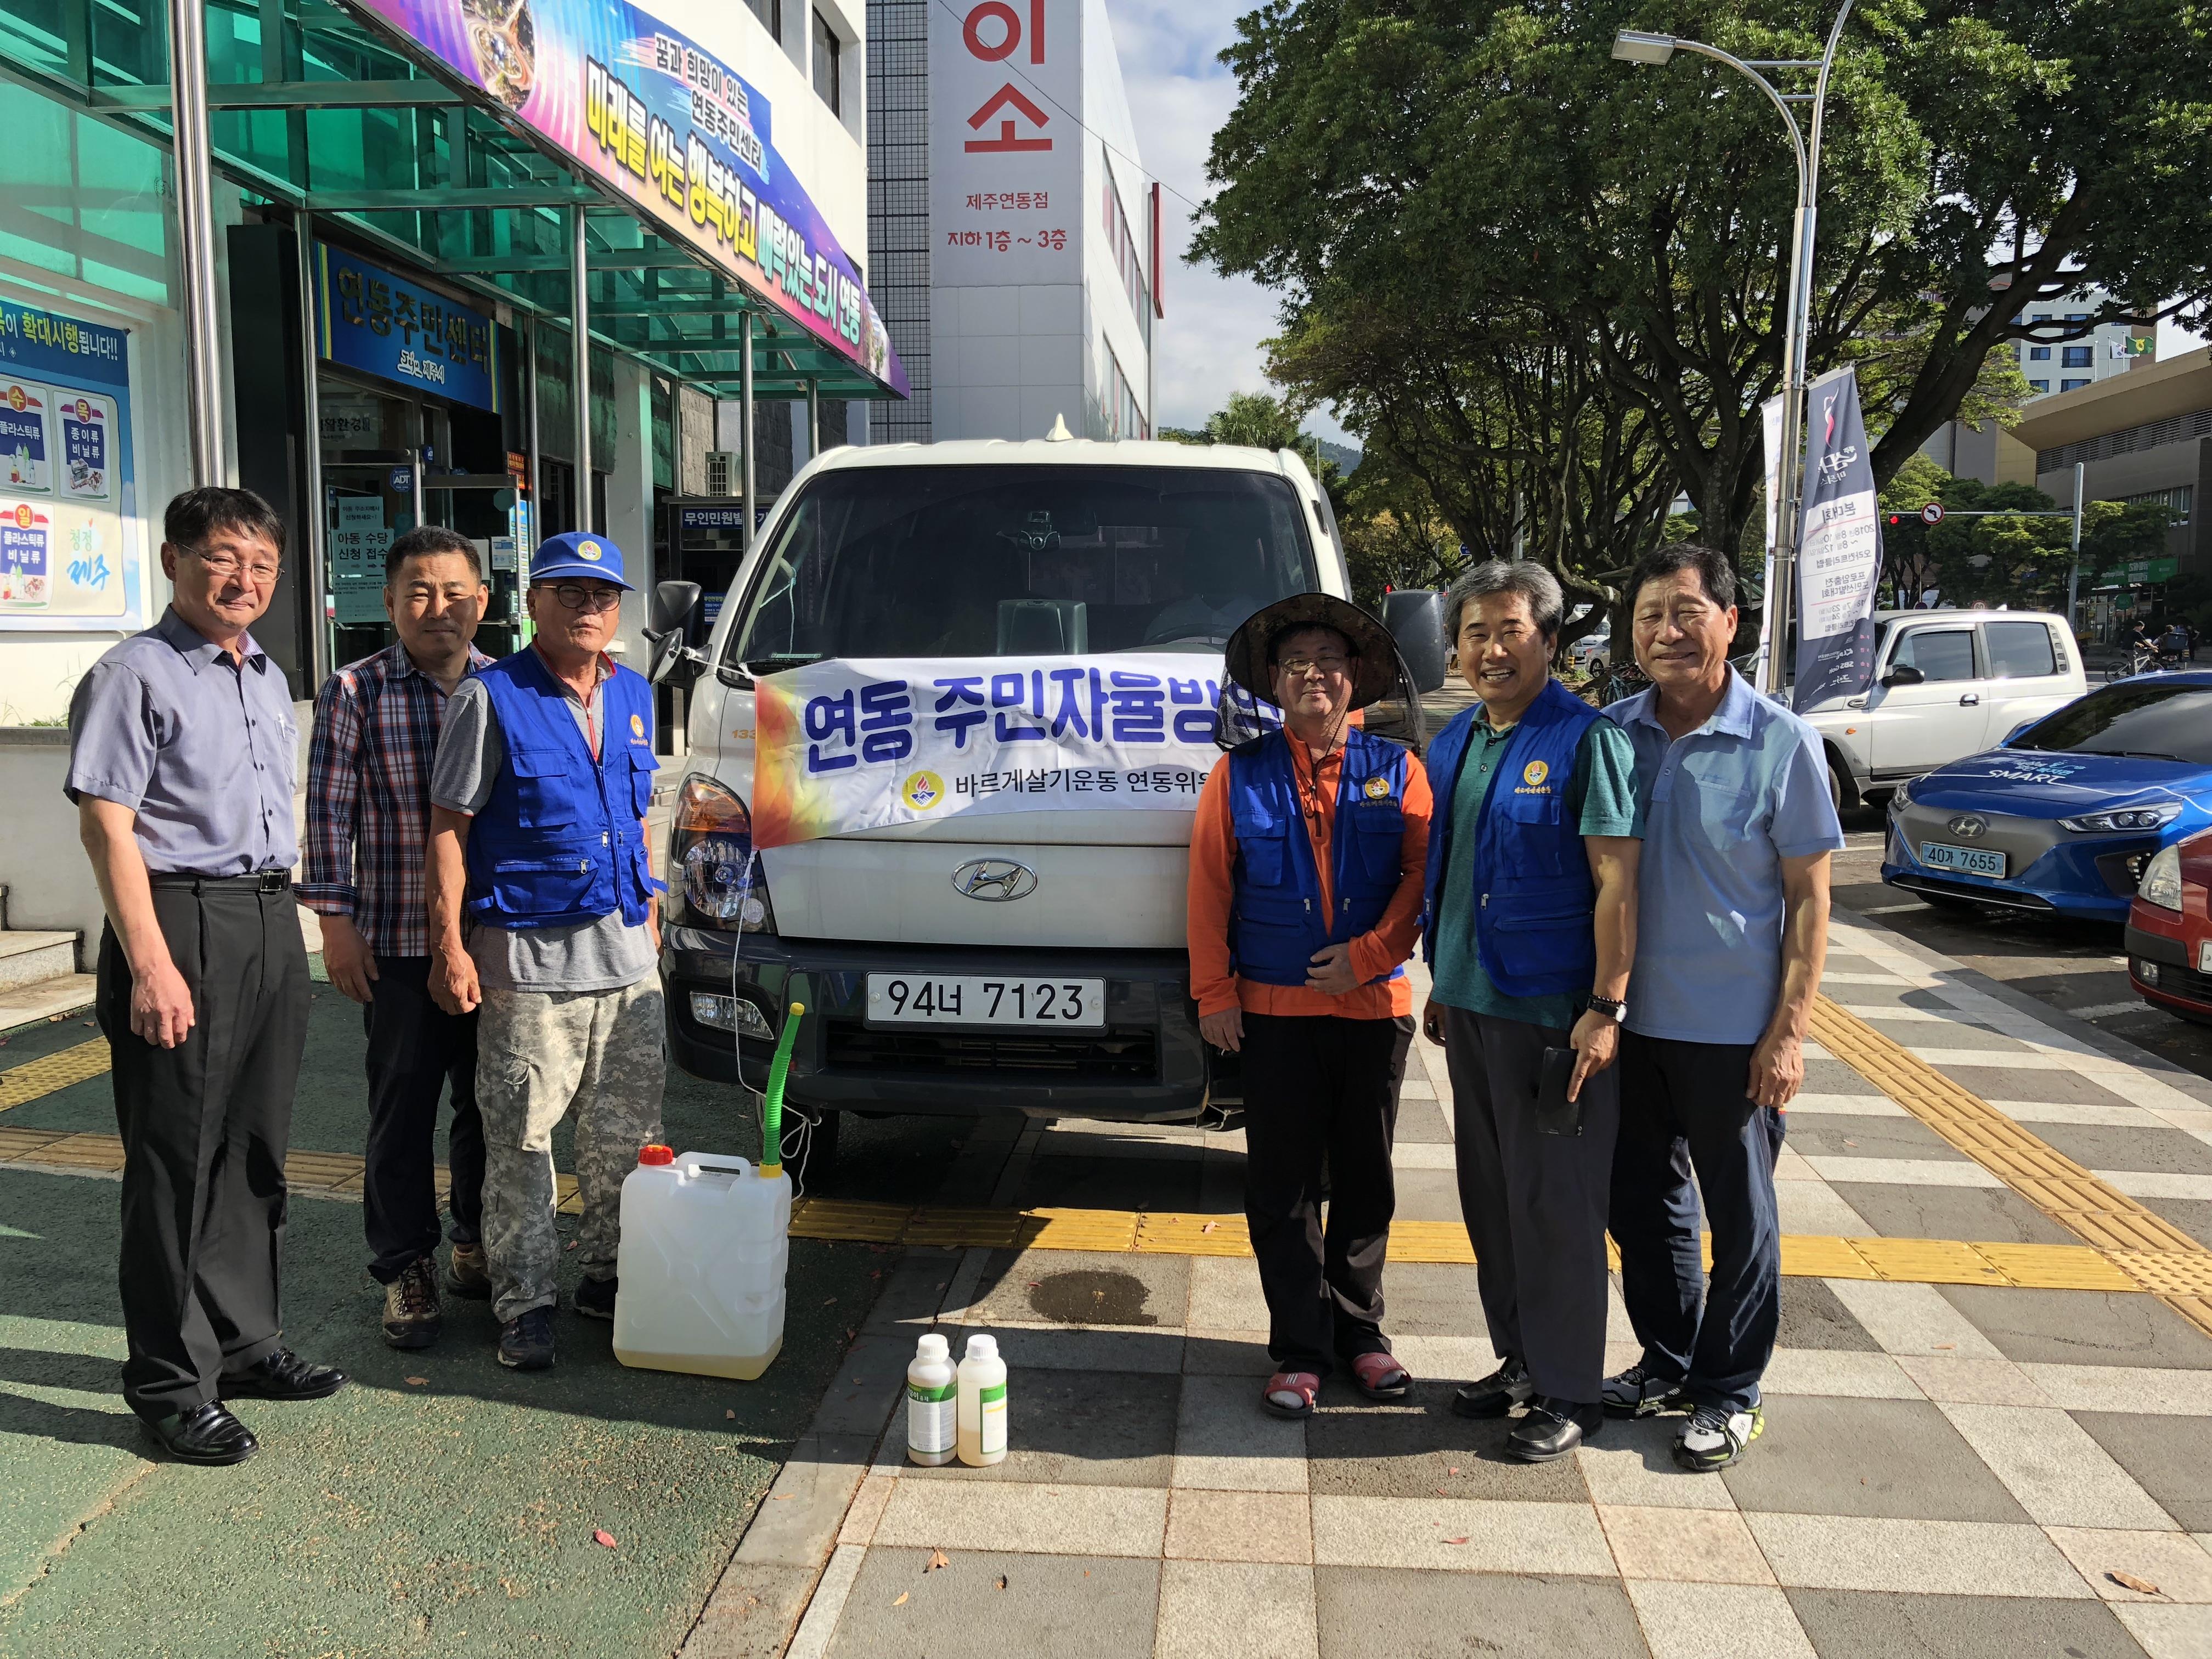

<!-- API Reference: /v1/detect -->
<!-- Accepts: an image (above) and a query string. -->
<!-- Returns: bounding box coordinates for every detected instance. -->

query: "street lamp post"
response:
[1613,3,1857,697]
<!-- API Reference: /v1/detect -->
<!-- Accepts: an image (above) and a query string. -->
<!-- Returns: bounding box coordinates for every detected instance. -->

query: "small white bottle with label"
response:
[906,1333,957,1467]
[956,1333,1008,1467]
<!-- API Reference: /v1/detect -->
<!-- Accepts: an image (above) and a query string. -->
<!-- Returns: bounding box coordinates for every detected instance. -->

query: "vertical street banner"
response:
[929,0,1081,285]
[1757,391,1785,682]
[1792,365,1883,709]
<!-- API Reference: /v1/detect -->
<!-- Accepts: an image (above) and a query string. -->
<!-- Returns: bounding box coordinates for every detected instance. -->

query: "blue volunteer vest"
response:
[464,647,662,930]
[1227,726,1411,989]
[1421,676,1601,999]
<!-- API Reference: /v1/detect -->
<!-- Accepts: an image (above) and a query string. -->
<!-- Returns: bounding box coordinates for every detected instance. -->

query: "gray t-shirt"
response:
[430,669,656,994]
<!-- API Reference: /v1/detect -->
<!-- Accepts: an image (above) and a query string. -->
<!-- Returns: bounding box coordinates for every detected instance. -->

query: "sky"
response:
[1100,1,1357,446]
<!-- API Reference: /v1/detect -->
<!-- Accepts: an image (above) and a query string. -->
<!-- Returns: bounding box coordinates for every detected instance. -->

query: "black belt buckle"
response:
[255,870,289,894]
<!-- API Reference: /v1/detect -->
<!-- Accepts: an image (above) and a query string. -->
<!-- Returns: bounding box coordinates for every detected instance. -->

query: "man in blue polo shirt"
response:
[1602,543,1843,1471]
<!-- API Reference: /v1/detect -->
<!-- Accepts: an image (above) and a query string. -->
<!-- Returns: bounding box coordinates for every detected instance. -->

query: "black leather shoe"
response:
[219,1348,348,1402]
[1506,1397,1603,1463]
[142,1401,259,1466]
[1451,1356,1533,1419]
[573,1275,617,1322]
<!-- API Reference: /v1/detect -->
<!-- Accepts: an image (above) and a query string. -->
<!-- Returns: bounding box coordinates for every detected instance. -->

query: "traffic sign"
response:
[1920,502,1944,525]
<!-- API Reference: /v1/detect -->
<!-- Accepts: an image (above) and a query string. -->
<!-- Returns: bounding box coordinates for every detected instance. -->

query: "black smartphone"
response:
[1534,1045,1583,1137]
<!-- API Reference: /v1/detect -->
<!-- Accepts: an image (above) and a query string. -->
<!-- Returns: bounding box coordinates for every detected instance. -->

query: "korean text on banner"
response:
[0,296,141,631]
[343,0,905,394]
[752,654,1226,848]
[929,0,1081,285]
[316,244,499,412]
[1792,366,1883,710]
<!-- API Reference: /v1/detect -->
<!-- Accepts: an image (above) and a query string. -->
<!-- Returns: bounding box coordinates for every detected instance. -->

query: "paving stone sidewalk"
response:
[751,915,2212,1659]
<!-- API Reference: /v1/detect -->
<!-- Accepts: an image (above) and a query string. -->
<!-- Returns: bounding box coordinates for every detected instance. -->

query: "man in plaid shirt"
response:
[298,526,494,1350]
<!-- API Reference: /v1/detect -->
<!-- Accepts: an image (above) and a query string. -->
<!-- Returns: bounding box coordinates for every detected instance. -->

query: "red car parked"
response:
[2128,825,2212,1026]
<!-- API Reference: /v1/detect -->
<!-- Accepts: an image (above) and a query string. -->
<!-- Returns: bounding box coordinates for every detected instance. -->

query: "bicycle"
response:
[2106,647,2186,682]
[1587,661,1650,708]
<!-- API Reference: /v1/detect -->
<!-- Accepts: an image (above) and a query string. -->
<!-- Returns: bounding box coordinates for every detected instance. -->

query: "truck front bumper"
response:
[661,926,1227,1122]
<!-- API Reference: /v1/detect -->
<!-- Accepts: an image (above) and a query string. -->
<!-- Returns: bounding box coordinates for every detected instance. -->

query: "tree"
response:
[1195,0,2212,562]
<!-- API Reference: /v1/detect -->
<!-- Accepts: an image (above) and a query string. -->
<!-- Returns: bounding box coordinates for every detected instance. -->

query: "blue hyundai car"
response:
[1882,670,2212,922]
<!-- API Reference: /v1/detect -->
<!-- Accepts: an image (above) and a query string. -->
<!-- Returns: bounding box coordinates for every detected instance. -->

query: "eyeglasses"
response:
[181,545,281,584]
[543,582,623,613]
[1276,653,1351,678]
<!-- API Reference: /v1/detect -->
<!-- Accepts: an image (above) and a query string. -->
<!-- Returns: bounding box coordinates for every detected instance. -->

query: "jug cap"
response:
[964,1334,999,1359]
[637,1144,675,1166]
[915,1333,950,1361]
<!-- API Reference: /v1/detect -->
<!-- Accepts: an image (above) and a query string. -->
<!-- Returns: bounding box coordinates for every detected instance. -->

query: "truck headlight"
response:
[2058,803,2182,833]
[669,775,776,932]
[2137,844,2185,912]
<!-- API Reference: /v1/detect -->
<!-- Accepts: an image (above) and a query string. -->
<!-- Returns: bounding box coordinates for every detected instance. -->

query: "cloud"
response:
[1101,0,1355,446]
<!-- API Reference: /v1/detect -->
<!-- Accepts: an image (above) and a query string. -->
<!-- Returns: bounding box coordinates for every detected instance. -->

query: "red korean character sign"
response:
[930,0,1079,286]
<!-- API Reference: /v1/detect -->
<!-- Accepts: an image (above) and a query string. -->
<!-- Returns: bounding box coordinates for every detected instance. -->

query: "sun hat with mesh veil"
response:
[1222,592,1400,711]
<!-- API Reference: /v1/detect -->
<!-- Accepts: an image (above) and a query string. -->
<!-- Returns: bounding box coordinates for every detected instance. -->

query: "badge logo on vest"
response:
[1363,775,1392,800]
[1521,759,1550,790]
[629,713,645,738]
[902,770,945,810]
[578,540,603,562]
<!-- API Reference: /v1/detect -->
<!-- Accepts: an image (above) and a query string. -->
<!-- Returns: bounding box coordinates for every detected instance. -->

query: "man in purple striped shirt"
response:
[299,526,494,1350]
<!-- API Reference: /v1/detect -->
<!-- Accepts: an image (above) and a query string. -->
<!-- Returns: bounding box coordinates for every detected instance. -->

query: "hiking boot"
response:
[446,1242,491,1301]
[1674,1401,1764,1471]
[497,1307,556,1370]
[381,1256,443,1351]
[574,1275,618,1322]
[1602,1363,1684,1419]
[1451,1356,1533,1419]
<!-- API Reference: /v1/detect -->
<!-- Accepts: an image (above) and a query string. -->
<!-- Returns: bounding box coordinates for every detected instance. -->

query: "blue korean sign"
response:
[314,244,500,413]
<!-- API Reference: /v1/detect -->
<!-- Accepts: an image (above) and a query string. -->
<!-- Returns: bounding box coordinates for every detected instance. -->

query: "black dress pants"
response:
[362,954,483,1284]
[1442,1005,1620,1407]
[98,881,308,1420]
[1239,1011,1413,1376]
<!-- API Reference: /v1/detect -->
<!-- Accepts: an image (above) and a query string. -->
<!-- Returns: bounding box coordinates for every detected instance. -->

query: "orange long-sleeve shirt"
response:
[1187,739,1432,1020]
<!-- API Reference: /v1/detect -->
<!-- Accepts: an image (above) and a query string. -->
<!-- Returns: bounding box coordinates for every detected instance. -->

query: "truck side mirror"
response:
[646,580,704,686]
[1880,663,1925,688]
[650,579,702,635]
[1381,589,1449,693]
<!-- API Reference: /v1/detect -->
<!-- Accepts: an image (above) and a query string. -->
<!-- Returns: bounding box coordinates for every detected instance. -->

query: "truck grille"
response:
[823,1020,1159,1080]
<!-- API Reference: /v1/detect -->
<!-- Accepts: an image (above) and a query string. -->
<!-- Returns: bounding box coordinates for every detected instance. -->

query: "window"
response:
[1099,160,1153,345]
[2062,345,2094,368]
[812,10,840,114]
[2028,346,2051,362]
[1891,628,1977,682]
[1983,621,2057,680]
[2062,378,2091,392]
[2118,486,2192,526]
[747,0,782,35]
[2030,380,2050,393]
[2011,682,2212,764]
[1103,347,1147,439]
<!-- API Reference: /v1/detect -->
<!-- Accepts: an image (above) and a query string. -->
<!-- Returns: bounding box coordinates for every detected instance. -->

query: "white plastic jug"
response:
[612,1146,791,1380]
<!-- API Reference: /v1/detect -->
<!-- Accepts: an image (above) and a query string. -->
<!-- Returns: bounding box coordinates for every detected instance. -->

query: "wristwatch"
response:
[1586,995,1627,1024]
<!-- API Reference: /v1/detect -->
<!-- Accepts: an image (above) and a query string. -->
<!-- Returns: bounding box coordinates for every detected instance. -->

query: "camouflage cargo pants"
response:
[476,979,666,1322]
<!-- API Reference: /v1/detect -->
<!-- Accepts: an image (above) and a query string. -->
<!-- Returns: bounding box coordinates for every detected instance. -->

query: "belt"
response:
[148,870,292,893]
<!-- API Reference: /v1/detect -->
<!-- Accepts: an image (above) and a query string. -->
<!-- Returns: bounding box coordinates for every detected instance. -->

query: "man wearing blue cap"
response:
[423,532,665,1371]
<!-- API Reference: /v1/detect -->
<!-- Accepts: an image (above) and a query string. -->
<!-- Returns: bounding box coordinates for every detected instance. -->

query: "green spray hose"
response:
[759,1002,805,1178]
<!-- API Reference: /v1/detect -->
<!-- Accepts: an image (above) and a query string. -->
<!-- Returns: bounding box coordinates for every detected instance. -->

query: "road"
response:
[1835,803,2212,1082]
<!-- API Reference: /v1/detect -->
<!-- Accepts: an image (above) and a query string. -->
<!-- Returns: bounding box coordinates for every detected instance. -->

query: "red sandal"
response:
[1262,1370,1320,1419]
[1350,1351,1411,1401]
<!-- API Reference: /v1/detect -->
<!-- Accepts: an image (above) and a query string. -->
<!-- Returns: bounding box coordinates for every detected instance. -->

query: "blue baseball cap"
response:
[530,531,634,590]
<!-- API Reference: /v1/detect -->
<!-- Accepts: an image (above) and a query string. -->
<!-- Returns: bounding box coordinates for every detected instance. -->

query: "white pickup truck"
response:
[1799,607,2087,808]
[643,436,1444,1163]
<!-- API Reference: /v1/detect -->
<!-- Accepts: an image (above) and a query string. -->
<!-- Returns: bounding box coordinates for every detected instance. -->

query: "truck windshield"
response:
[2010,682,2212,764]
[727,464,1320,672]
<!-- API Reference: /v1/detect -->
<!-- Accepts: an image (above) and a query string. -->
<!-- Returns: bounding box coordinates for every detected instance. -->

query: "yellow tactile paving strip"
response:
[1811,995,2212,1336]
[0,1039,108,1110]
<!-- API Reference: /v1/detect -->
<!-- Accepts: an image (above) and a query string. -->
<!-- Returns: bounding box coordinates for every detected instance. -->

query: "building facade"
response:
[866,0,1159,445]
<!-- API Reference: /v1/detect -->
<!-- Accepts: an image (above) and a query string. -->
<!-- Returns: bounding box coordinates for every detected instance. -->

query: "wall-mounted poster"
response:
[0,297,141,631]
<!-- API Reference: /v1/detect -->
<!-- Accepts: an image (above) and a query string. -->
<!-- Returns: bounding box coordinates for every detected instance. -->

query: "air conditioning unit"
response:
[705,450,739,496]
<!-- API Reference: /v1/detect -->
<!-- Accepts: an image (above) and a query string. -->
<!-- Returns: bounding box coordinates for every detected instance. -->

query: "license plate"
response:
[1920,841,2006,878]
[865,974,1105,1029]
[2200,940,2212,975]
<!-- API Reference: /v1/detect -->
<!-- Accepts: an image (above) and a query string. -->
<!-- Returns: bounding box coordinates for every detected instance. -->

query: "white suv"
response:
[1800,608,2087,808]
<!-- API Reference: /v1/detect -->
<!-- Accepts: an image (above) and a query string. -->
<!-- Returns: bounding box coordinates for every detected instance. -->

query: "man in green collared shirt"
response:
[1420,561,1643,1461]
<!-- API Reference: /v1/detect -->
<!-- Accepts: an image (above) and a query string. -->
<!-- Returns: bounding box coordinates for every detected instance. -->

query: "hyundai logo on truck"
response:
[953,858,1039,901]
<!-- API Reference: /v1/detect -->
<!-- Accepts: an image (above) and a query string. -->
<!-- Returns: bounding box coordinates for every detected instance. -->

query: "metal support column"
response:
[294,209,329,685]
[2067,459,2086,628]
[740,309,757,549]
[805,377,820,462]
[526,315,543,537]
[168,0,227,484]
[571,206,592,533]
[409,446,425,531]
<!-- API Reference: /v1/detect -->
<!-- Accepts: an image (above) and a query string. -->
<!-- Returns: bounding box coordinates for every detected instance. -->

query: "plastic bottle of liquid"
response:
[906,1333,957,1467]
[956,1333,1008,1467]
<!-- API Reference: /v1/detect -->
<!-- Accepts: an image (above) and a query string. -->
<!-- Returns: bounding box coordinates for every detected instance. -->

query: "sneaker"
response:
[446,1243,491,1301]
[574,1275,618,1322]
[380,1256,443,1351]
[1673,1401,1764,1471]
[1602,1363,1684,1419]
[497,1307,556,1370]
[1450,1356,1533,1419]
